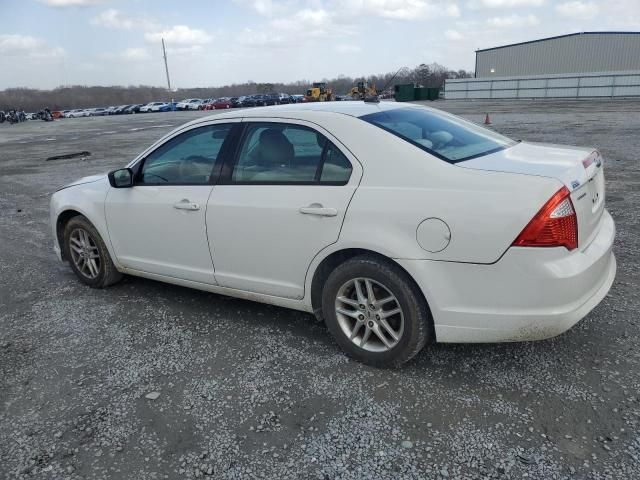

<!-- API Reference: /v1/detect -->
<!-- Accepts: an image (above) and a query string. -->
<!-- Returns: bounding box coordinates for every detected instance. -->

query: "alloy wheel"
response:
[335,277,404,352]
[69,228,101,279]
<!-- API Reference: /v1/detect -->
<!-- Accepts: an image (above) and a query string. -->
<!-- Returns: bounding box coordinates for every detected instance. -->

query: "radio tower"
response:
[162,38,171,90]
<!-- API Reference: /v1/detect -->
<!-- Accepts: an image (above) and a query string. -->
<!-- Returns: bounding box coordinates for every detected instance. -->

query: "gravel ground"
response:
[1,100,639,479]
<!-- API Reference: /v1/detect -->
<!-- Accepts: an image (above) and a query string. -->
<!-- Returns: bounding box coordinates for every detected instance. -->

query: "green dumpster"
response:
[413,87,440,101]
[394,84,415,102]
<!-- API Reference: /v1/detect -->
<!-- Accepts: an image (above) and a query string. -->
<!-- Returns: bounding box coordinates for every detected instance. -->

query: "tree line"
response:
[0,63,472,111]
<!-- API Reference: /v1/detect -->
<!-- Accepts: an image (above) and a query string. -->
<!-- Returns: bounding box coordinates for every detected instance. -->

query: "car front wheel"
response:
[321,255,432,367]
[64,215,122,288]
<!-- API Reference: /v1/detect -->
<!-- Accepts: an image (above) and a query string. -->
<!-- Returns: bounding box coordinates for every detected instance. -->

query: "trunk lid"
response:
[459,142,605,249]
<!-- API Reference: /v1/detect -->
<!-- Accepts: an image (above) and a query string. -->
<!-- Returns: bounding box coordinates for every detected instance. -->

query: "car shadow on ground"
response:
[96,272,601,380]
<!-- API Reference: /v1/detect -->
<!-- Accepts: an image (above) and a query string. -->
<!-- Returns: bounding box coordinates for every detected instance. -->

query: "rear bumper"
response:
[396,209,616,343]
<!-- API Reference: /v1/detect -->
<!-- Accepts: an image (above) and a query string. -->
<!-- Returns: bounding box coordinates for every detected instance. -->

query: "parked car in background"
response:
[201,98,214,108]
[176,99,203,110]
[230,97,242,108]
[277,93,294,104]
[253,94,279,106]
[105,106,118,115]
[211,98,233,109]
[240,96,258,107]
[90,108,108,116]
[140,102,170,113]
[152,102,172,112]
[112,105,130,114]
[268,93,283,105]
[124,104,144,114]
[291,94,304,103]
[67,109,90,118]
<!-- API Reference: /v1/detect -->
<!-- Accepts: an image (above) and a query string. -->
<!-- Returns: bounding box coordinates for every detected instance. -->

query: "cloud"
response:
[468,0,544,8]
[238,28,286,48]
[445,29,463,40]
[233,0,281,16]
[335,44,363,53]
[239,7,356,49]
[145,25,214,46]
[555,1,599,20]
[271,9,342,35]
[486,13,539,27]
[341,0,461,20]
[92,9,159,31]
[120,47,149,61]
[92,9,133,29]
[101,47,150,62]
[39,0,103,6]
[0,34,65,58]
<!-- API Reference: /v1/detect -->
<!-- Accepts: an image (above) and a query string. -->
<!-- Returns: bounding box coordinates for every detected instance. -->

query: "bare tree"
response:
[0,64,473,111]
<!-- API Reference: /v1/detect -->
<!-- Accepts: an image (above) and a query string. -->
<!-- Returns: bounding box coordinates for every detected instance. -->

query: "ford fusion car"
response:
[49,102,616,367]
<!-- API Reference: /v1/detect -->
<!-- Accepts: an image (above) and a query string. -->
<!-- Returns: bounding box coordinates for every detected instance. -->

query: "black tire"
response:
[321,255,432,368]
[63,215,122,288]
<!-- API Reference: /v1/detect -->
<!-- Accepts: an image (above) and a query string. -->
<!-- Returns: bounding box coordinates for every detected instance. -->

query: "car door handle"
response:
[173,200,200,211]
[299,205,338,217]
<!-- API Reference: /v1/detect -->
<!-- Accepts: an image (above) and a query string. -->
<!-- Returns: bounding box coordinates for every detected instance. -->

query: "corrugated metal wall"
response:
[476,33,640,78]
[445,71,640,99]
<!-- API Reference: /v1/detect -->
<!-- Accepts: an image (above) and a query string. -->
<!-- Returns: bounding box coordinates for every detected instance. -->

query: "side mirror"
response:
[108,168,134,188]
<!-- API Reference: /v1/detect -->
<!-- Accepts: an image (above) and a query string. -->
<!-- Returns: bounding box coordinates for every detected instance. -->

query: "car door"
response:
[105,121,239,284]
[207,119,362,299]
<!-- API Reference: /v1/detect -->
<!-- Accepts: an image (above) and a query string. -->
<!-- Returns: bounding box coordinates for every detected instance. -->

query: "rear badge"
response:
[571,180,580,190]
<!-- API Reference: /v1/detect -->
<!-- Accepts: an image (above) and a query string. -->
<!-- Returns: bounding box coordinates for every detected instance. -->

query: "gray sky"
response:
[1,0,639,90]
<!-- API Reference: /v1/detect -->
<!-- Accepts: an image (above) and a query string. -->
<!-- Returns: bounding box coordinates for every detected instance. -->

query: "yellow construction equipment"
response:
[349,81,377,100]
[304,82,333,102]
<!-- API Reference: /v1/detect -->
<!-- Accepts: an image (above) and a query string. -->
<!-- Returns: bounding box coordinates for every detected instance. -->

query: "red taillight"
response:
[513,186,578,250]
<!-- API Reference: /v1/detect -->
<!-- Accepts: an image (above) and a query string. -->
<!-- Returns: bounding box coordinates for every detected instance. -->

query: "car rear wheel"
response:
[321,255,432,367]
[64,215,122,288]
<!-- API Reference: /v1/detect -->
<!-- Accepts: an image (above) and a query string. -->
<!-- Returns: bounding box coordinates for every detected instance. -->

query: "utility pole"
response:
[162,38,171,90]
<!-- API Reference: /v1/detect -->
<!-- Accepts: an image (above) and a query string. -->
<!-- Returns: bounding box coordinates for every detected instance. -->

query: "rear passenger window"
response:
[321,143,352,183]
[231,123,352,185]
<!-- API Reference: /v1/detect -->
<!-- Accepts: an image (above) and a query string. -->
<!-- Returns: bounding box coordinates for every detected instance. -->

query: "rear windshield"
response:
[360,107,516,163]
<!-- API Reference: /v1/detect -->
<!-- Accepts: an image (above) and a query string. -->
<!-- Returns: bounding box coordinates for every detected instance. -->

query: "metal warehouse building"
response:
[446,32,640,99]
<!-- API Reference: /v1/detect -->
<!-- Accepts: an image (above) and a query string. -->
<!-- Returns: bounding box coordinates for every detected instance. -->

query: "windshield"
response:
[360,107,516,163]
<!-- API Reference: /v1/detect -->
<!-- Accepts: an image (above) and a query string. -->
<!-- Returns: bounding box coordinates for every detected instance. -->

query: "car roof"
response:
[196,100,415,123]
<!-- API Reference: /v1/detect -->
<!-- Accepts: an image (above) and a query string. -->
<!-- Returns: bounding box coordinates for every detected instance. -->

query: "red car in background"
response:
[204,98,233,110]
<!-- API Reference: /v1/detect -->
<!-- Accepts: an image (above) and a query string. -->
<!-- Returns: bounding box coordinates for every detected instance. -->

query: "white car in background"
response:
[67,109,90,118]
[49,102,616,367]
[139,102,171,113]
[176,98,203,110]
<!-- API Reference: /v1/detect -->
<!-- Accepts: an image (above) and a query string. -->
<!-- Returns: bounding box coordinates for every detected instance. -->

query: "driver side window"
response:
[138,124,232,185]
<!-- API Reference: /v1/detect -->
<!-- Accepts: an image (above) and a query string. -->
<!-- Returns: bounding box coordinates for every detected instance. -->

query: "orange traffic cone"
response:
[484,113,491,125]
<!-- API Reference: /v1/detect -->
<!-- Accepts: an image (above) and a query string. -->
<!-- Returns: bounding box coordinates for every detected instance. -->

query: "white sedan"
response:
[139,102,170,113]
[49,102,616,367]
[176,98,204,110]
[67,109,90,118]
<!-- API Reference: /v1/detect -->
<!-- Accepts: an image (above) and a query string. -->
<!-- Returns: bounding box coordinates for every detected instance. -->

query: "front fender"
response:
[49,177,121,269]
